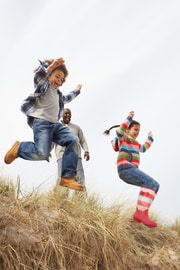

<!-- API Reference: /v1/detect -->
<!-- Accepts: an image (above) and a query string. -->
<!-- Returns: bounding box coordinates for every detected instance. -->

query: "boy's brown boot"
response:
[4,141,20,164]
[60,177,84,191]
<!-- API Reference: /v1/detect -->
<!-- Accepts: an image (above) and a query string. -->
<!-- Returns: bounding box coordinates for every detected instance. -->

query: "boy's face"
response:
[48,70,65,89]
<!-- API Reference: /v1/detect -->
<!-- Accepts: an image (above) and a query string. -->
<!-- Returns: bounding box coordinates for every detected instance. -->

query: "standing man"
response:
[55,108,90,196]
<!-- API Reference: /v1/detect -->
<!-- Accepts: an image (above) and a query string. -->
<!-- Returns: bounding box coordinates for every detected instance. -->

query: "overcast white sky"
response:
[0,0,180,223]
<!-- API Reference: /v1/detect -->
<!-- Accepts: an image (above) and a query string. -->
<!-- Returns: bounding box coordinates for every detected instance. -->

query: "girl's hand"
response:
[129,111,135,118]
[76,84,82,91]
[148,132,153,138]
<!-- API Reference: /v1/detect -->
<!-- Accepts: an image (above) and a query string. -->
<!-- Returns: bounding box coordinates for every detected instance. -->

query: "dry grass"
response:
[0,179,179,270]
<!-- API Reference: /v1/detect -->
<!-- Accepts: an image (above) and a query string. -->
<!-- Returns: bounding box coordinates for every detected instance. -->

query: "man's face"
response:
[63,109,71,124]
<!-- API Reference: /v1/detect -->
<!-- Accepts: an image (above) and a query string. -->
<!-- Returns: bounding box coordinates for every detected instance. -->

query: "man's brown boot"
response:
[60,177,84,191]
[4,141,20,164]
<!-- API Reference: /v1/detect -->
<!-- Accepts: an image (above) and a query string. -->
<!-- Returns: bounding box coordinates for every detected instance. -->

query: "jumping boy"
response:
[4,58,84,191]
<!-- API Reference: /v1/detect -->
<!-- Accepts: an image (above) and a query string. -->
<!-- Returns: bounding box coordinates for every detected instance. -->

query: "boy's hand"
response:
[76,84,82,91]
[129,111,135,118]
[54,58,65,66]
[47,58,65,72]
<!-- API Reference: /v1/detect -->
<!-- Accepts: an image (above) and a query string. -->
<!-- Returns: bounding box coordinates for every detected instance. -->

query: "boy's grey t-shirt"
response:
[29,86,59,123]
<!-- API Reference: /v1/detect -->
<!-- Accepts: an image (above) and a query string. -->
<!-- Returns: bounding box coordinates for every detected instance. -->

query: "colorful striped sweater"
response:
[111,116,153,169]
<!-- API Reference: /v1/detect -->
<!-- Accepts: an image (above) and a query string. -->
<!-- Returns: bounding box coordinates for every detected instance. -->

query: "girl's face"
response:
[127,124,140,139]
[48,70,65,89]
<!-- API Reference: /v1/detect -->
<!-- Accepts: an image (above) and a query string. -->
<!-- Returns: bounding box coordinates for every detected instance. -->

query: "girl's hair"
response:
[34,59,69,82]
[103,120,140,135]
[129,120,140,128]
[103,125,119,135]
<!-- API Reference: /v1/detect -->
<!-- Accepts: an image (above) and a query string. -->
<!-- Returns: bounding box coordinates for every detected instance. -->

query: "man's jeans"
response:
[18,118,78,177]
[118,164,160,192]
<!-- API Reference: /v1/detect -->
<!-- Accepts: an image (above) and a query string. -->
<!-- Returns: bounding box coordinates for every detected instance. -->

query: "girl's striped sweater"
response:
[111,116,153,168]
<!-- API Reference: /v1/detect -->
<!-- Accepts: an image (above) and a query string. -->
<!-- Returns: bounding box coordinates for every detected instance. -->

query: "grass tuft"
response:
[0,179,179,270]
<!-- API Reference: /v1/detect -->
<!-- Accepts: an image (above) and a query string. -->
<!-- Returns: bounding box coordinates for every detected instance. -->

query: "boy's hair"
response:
[103,120,140,135]
[34,59,69,82]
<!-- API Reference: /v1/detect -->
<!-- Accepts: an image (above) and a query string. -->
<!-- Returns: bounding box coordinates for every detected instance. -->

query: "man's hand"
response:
[84,151,90,161]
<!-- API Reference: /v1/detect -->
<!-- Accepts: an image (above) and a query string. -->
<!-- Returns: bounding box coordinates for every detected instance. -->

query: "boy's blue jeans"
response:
[118,164,160,192]
[57,157,85,186]
[18,118,78,177]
